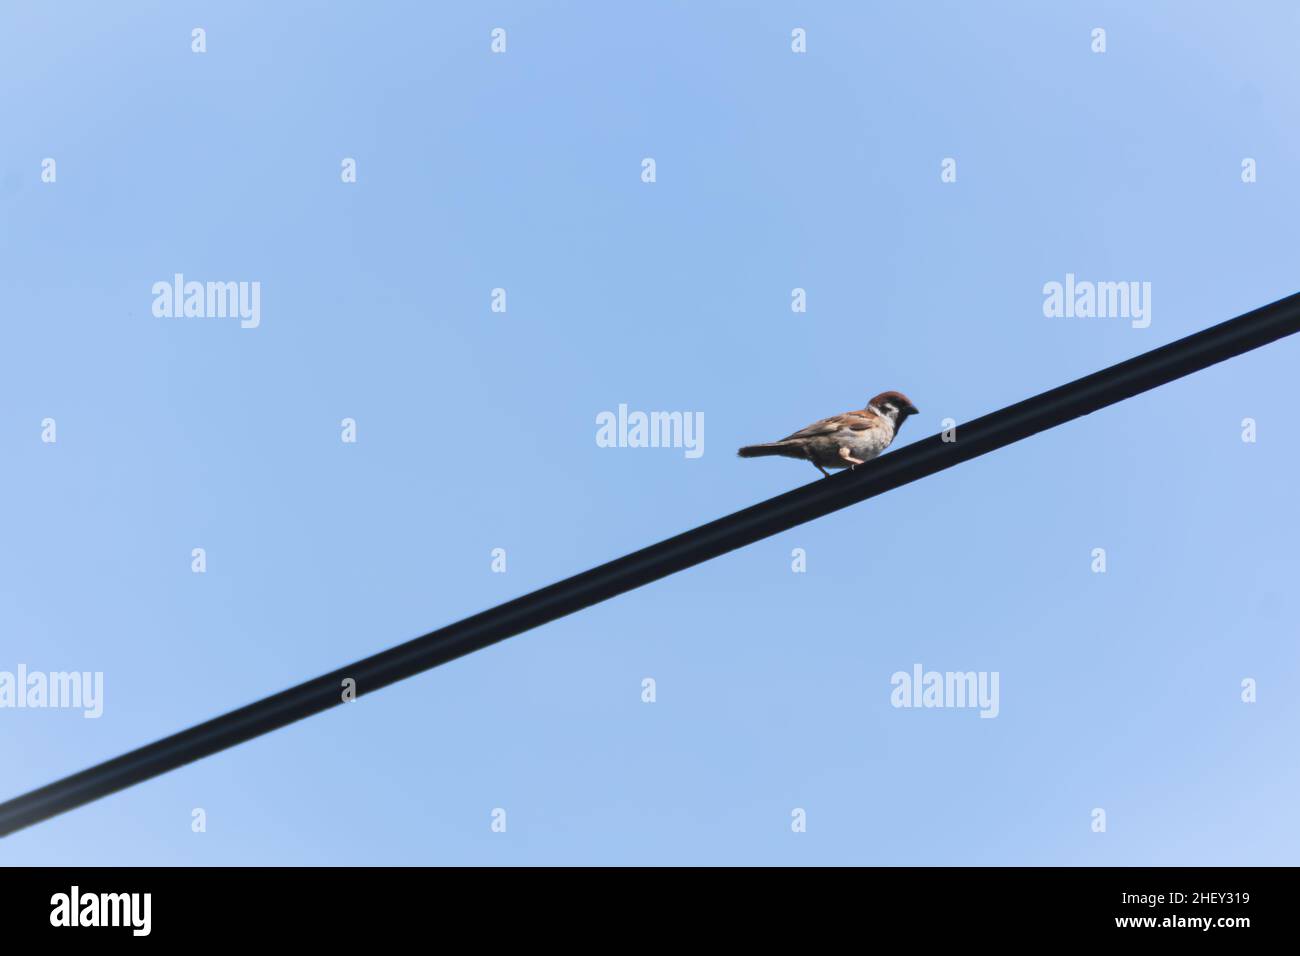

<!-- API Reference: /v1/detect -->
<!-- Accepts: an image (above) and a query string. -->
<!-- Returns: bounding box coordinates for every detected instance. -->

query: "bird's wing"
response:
[779,410,881,442]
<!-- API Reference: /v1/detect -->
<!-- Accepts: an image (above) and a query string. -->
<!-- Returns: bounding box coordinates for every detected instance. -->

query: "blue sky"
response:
[2,1,1298,865]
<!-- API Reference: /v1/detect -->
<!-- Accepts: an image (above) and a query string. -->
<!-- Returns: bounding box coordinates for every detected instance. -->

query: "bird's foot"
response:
[838,447,866,468]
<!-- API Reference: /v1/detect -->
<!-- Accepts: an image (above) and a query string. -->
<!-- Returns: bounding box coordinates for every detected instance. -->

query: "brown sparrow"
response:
[738,391,920,477]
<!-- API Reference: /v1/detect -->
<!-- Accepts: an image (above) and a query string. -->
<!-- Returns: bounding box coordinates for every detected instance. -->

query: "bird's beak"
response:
[903,404,919,416]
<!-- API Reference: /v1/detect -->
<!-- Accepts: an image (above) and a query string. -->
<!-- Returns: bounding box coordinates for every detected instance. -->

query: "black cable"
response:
[3,291,1299,837]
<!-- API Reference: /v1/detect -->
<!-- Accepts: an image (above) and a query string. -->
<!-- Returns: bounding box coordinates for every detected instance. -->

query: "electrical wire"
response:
[3,290,1298,837]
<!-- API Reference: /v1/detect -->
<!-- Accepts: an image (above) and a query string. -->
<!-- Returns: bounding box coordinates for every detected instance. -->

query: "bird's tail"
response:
[737,442,798,459]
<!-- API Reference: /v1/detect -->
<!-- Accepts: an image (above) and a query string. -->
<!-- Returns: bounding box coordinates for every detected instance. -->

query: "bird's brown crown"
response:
[869,390,914,410]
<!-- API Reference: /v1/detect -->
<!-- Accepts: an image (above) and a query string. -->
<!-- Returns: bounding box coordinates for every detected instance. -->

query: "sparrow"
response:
[737,391,920,477]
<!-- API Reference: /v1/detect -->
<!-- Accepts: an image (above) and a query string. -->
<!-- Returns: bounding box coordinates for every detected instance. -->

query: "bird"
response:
[737,391,920,478]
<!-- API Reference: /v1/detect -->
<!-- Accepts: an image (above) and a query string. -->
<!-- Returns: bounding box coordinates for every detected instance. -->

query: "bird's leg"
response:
[838,446,866,469]
[806,447,831,478]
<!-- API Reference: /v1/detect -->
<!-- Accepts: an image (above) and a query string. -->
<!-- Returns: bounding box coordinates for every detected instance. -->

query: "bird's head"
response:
[868,391,920,430]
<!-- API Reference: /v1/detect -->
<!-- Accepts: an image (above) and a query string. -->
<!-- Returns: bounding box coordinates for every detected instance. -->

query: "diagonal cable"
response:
[3,291,1299,837]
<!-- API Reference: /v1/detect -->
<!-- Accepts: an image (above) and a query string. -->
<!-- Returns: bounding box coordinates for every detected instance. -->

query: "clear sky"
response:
[2,1,1298,865]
